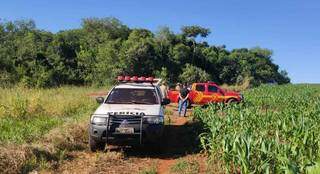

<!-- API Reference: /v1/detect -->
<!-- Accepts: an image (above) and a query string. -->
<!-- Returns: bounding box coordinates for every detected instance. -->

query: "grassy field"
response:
[1,84,319,173]
[0,86,107,173]
[0,86,102,144]
[194,84,320,173]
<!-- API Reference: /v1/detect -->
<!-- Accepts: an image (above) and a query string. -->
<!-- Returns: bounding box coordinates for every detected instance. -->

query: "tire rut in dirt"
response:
[119,118,202,160]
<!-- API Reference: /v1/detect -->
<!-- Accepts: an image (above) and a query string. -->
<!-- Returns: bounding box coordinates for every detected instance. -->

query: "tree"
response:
[218,57,240,84]
[119,29,157,76]
[181,26,211,65]
[82,17,130,41]
[0,18,290,87]
[95,39,123,85]
[48,29,82,85]
[154,67,169,82]
[179,64,211,83]
[171,43,191,64]
[154,26,174,68]
[181,25,211,38]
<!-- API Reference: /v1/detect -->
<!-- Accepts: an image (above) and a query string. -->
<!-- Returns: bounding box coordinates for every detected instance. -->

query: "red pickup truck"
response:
[167,82,243,106]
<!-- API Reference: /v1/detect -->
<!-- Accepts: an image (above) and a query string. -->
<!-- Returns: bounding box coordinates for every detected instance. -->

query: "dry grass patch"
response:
[94,152,154,174]
[170,157,200,174]
[0,145,72,174]
[0,146,32,174]
[42,121,89,152]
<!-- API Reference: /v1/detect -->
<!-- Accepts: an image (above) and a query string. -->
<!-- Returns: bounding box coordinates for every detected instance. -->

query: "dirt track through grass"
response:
[38,103,207,174]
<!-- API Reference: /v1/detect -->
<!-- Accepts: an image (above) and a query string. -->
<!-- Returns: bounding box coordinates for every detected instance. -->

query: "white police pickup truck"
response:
[89,76,170,151]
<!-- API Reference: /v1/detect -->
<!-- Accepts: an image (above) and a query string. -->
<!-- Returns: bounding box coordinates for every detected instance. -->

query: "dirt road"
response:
[39,103,207,174]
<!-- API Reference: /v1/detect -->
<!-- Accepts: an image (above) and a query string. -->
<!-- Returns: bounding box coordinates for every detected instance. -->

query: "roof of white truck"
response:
[114,83,156,89]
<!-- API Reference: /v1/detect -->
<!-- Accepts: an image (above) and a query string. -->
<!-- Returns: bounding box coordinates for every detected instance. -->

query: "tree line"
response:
[0,17,290,87]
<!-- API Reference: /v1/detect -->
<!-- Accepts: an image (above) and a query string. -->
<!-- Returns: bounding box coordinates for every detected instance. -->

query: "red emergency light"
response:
[124,76,131,81]
[117,76,155,83]
[146,77,154,82]
[117,76,124,81]
[138,77,146,81]
[130,76,138,81]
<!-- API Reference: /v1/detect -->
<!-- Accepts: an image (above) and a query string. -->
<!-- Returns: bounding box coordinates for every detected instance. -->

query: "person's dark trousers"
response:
[178,99,187,117]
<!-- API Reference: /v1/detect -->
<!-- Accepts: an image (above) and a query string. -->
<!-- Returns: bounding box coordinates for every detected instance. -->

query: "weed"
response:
[307,161,320,174]
[171,159,200,174]
[0,146,30,174]
[139,166,157,174]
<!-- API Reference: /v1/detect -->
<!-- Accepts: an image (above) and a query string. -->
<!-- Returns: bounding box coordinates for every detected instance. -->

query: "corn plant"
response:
[194,84,320,174]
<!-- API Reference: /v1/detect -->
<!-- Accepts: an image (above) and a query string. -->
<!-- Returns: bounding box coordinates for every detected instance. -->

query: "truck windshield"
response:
[106,88,159,105]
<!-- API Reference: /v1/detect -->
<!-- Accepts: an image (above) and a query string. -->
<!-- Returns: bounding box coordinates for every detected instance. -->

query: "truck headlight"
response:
[145,116,164,124]
[91,115,108,125]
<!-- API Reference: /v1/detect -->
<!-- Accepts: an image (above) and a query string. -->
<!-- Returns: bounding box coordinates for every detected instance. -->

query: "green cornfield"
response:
[194,84,320,174]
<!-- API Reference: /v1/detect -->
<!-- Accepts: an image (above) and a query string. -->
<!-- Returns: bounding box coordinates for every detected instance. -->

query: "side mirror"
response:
[161,98,171,105]
[96,97,105,104]
[218,89,224,95]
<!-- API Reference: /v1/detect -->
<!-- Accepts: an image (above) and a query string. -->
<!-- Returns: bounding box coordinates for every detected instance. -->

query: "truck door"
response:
[192,84,206,104]
[206,84,224,103]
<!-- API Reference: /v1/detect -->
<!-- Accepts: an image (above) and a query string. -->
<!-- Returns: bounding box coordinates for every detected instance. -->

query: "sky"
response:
[1,0,319,83]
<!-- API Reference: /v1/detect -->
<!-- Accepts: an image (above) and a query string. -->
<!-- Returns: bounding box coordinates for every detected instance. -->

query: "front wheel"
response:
[89,136,106,152]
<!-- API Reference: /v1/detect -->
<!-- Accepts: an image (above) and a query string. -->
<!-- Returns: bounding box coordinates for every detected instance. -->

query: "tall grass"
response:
[0,86,102,144]
[195,84,320,173]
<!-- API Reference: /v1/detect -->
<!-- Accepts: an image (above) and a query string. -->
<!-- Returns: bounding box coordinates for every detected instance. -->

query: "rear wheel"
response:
[89,136,106,152]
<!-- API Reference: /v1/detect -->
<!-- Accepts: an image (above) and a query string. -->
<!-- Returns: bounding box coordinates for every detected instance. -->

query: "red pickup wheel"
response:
[226,98,238,104]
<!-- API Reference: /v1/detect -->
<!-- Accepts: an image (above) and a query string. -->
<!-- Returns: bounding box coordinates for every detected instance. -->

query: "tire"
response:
[89,136,106,152]
[226,98,237,104]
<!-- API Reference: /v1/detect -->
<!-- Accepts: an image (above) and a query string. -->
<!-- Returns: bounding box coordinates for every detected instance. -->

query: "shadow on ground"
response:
[108,121,203,160]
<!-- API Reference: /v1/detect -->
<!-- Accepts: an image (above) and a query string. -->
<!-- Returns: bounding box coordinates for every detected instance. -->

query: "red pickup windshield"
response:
[106,88,159,105]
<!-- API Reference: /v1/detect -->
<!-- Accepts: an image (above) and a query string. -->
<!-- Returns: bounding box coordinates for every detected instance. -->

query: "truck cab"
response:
[89,76,170,151]
[190,82,225,104]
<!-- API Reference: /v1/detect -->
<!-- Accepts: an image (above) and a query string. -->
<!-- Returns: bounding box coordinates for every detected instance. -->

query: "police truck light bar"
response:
[138,76,146,81]
[124,76,130,81]
[117,76,155,83]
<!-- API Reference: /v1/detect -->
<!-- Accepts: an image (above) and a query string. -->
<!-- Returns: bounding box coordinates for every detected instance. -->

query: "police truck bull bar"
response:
[105,114,144,145]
